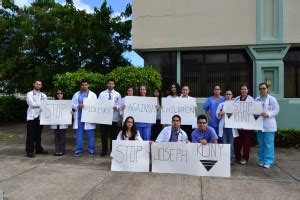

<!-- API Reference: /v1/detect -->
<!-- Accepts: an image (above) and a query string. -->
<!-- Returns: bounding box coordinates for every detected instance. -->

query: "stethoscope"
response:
[32,90,45,101]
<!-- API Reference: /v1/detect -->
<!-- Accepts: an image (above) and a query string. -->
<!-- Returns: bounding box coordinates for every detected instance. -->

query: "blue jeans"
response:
[223,128,234,163]
[136,123,152,141]
[75,120,95,154]
[256,131,275,165]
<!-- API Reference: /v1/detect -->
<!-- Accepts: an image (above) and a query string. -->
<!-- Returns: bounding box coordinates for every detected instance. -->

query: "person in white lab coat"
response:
[51,89,69,156]
[98,79,121,156]
[155,115,188,143]
[72,80,97,157]
[255,83,280,169]
[25,80,48,158]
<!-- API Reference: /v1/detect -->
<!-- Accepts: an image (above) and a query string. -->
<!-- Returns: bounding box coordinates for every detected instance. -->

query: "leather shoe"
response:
[36,150,48,154]
[27,153,35,158]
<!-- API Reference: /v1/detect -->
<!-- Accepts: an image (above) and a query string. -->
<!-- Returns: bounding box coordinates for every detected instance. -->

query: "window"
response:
[284,48,300,98]
[181,50,253,97]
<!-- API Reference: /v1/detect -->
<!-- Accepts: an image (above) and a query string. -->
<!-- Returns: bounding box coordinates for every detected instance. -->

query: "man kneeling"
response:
[192,115,218,145]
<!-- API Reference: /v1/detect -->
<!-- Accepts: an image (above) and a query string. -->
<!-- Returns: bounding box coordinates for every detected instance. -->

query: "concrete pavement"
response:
[0,123,299,200]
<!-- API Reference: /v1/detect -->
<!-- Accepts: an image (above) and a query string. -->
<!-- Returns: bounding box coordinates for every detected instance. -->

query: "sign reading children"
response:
[161,98,197,125]
[111,140,150,172]
[123,96,157,123]
[40,100,72,125]
[223,100,263,130]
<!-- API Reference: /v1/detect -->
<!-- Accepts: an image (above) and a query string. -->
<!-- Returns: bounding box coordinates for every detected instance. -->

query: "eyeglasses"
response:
[197,122,206,124]
[214,89,220,90]
[259,88,267,90]
[172,119,180,122]
[126,121,133,124]
[57,93,63,95]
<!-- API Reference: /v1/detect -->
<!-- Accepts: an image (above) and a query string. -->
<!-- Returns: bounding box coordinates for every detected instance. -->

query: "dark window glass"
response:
[143,52,177,94]
[284,48,300,98]
[181,50,253,97]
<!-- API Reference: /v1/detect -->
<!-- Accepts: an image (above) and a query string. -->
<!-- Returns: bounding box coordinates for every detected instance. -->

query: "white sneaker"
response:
[240,159,247,165]
[263,164,271,169]
[257,162,264,167]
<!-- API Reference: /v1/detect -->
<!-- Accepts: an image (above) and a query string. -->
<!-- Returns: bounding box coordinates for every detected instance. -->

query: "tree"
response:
[0,1,132,94]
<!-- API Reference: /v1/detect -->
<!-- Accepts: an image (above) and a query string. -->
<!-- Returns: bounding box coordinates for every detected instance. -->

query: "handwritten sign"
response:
[152,143,230,177]
[81,98,113,125]
[123,96,157,123]
[161,98,197,125]
[223,100,263,130]
[40,100,72,125]
[111,140,150,172]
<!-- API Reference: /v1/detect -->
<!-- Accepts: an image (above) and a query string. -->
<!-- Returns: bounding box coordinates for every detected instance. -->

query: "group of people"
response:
[25,79,280,169]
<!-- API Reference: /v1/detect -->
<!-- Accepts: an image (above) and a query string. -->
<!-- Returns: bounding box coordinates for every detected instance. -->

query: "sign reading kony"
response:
[111,140,150,172]
[123,96,157,123]
[151,143,230,177]
[40,100,72,125]
[81,98,113,125]
[161,98,197,125]
[223,100,263,130]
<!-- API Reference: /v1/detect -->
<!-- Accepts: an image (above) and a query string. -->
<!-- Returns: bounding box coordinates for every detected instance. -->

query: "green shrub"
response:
[53,66,162,98]
[106,66,162,96]
[275,129,300,148]
[252,129,300,148]
[53,69,106,98]
[0,96,27,122]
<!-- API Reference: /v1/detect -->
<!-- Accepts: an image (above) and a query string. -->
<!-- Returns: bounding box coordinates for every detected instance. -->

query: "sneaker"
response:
[263,164,271,169]
[89,152,95,157]
[240,159,247,165]
[257,162,264,167]
[74,152,82,157]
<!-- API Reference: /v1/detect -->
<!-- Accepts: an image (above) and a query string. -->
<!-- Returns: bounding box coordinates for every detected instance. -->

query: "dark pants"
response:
[151,119,163,141]
[100,122,118,153]
[234,130,253,161]
[181,125,193,142]
[54,129,66,153]
[26,117,44,154]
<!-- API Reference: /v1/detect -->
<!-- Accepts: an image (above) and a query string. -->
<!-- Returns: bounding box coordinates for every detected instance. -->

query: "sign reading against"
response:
[161,98,197,125]
[223,100,263,130]
[151,143,230,177]
[81,98,113,125]
[111,140,150,172]
[123,96,157,123]
[40,100,72,125]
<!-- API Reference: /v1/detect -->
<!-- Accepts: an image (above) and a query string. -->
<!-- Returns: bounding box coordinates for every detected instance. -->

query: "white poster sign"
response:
[111,140,150,172]
[123,96,157,123]
[40,100,72,125]
[151,143,230,177]
[161,98,197,125]
[81,98,113,125]
[223,100,263,130]
[188,143,230,177]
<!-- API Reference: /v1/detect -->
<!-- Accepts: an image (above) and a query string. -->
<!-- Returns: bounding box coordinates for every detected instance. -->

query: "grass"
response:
[0,134,23,141]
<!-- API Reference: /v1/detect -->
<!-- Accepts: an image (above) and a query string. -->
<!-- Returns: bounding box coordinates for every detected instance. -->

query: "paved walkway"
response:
[0,123,299,200]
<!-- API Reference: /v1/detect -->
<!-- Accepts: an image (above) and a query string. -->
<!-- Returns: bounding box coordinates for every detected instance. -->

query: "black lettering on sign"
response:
[43,103,66,118]
[196,144,224,159]
[115,145,143,163]
[153,147,188,163]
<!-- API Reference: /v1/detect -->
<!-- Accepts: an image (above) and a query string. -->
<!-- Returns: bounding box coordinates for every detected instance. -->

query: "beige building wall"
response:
[284,0,300,44]
[132,0,256,50]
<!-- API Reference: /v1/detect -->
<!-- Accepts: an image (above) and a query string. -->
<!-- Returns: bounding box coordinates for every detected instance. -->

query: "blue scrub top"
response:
[203,96,225,128]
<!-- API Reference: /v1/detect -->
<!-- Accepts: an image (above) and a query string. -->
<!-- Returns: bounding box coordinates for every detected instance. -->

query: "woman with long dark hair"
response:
[152,88,163,141]
[51,89,68,156]
[116,116,143,141]
[167,82,181,98]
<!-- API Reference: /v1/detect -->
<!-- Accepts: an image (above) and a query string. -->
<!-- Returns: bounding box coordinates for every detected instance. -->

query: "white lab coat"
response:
[216,101,239,138]
[116,131,143,141]
[255,95,280,132]
[26,90,47,121]
[166,95,181,99]
[155,126,188,143]
[71,90,97,130]
[98,89,121,122]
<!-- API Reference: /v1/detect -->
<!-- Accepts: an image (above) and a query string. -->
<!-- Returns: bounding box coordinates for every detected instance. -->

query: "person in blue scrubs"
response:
[203,84,225,142]
[135,84,152,141]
